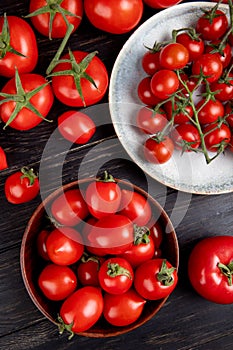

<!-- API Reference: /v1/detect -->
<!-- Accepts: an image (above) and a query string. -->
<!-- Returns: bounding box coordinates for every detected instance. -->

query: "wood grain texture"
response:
[1,0,233,349]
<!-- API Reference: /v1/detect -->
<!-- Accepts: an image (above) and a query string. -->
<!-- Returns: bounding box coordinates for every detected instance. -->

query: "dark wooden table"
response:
[1,1,233,349]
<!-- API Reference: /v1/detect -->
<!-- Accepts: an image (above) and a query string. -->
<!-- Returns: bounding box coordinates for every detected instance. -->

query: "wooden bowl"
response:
[20,178,179,338]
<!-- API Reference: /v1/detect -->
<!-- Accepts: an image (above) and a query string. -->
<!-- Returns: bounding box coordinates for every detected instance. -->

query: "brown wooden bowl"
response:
[20,178,179,338]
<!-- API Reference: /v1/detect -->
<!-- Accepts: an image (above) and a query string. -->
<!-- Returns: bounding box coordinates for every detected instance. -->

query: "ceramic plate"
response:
[109,1,233,194]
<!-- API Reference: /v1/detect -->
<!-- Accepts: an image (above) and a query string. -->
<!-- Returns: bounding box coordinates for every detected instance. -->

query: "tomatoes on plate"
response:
[142,50,162,76]
[103,288,146,326]
[58,110,96,144]
[137,76,161,106]
[203,123,231,152]
[0,72,54,130]
[164,98,194,124]
[210,73,233,102]
[58,286,104,336]
[84,0,143,34]
[27,0,83,39]
[136,106,168,134]
[196,98,224,125]
[0,147,8,170]
[85,172,122,219]
[134,258,178,300]
[188,235,233,304]
[50,50,108,107]
[171,124,201,151]
[192,53,223,83]
[150,69,179,100]
[159,43,189,70]
[196,8,228,40]
[98,257,134,294]
[0,15,38,77]
[5,167,39,204]
[38,264,77,301]
[176,32,204,62]
[46,227,84,265]
[144,135,174,164]
[50,188,89,226]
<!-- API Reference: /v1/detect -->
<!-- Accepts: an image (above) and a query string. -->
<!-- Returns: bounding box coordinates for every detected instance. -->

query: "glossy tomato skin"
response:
[150,69,179,100]
[0,147,8,170]
[0,74,54,130]
[144,136,174,164]
[134,258,178,300]
[59,286,104,333]
[38,264,77,301]
[46,227,84,265]
[188,236,233,304]
[0,16,38,77]
[103,288,146,326]
[85,179,122,219]
[84,0,143,34]
[143,0,182,9]
[192,53,223,83]
[171,124,201,151]
[77,255,104,287]
[87,214,134,255]
[119,189,152,226]
[50,189,89,226]
[137,76,161,106]
[164,99,194,124]
[203,123,231,152]
[98,257,134,294]
[225,102,233,128]
[159,43,189,70]
[205,41,232,68]
[210,73,233,102]
[196,99,224,125]
[37,229,50,260]
[29,0,83,38]
[142,50,162,76]
[176,32,204,62]
[136,106,168,134]
[4,168,39,204]
[51,50,108,107]
[196,9,228,41]
[58,110,96,144]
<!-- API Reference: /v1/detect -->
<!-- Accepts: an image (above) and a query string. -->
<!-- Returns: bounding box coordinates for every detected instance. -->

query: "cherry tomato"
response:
[77,254,104,287]
[176,32,204,62]
[28,0,83,38]
[149,220,163,248]
[37,229,50,260]
[144,136,174,164]
[134,258,178,300]
[210,73,233,102]
[120,225,155,268]
[0,15,38,77]
[4,167,39,204]
[87,214,134,255]
[205,41,232,68]
[228,135,233,153]
[196,9,228,40]
[225,102,233,128]
[0,72,54,131]
[58,110,96,144]
[137,76,161,106]
[119,189,152,226]
[196,98,224,125]
[142,50,162,76]
[51,50,108,107]
[103,289,146,326]
[164,99,194,124]
[159,43,189,70]
[150,69,179,100]
[188,235,233,304]
[171,124,201,151]
[0,147,8,170]
[85,172,122,219]
[84,0,143,34]
[98,257,134,294]
[136,106,168,134]
[203,123,231,152]
[143,0,182,9]
[58,286,104,336]
[46,227,84,265]
[38,264,77,301]
[192,53,223,83]
[50,188,89,226]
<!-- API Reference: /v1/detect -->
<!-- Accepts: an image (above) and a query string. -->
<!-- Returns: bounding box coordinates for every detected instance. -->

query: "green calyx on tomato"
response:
[48,49,98,107]
[107,262,132,280]
[0,68,51,129]
[97,170,116,183]
[217,261,233,286]
[0,14,25,59]
[20,167,38,186]
[25,0,81,40]
[133,224,150,245]
[57,314,74,340]
[157,259,176,286]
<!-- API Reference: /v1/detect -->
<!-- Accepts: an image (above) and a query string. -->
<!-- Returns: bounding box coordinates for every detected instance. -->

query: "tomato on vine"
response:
[144,135,174,164]
[150,69,179,100]
[136,106,168,134]
[196,6,228,40]
[203,122,231,152]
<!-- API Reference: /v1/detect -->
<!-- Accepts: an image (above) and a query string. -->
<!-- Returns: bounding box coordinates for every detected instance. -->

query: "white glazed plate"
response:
[109,2,233,195]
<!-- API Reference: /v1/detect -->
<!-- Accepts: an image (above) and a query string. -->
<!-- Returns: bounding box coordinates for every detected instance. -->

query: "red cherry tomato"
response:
[196,99,225,125]
[171,124,201,151]
[59,286,104,336]
[46,227,84,265]
[98,257,134,294]
[159,43,189,70]
[137,76,161,106]
[176,32,204,62]
[77,254,104,287]
[210,73,233,102]
[84,0,143,34]
[150,69,179,100]
[203,123,231,152]
[196,9,228,40]
[225,102,233,128]
[103,289,146,326]
[136,106,168,134]
[164,99,194,124]
[0,147,8,170]
[134,258,178,300]
[144,136,174,164]
[188,236,233,304]
[38,264,77,301]
[143,0,182,9]
[205,41,232,68]
[28,0,83,38]
[37,229,50,261]
[58,110,96,144]
[192,53,223,83]
[4,167,39,204]
[119,189,152,226]
[85,172,122,219]
[0,15,38,77]
[50,189,89,226]
[142,50,162,76]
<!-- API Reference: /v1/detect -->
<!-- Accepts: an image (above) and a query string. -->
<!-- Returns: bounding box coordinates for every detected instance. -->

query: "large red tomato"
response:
[143,0,182,9]
[84,0,143,34]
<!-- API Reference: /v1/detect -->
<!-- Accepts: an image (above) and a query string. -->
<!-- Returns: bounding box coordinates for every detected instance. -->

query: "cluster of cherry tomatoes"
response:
[137,2,233,164]
[36,173,177,338]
